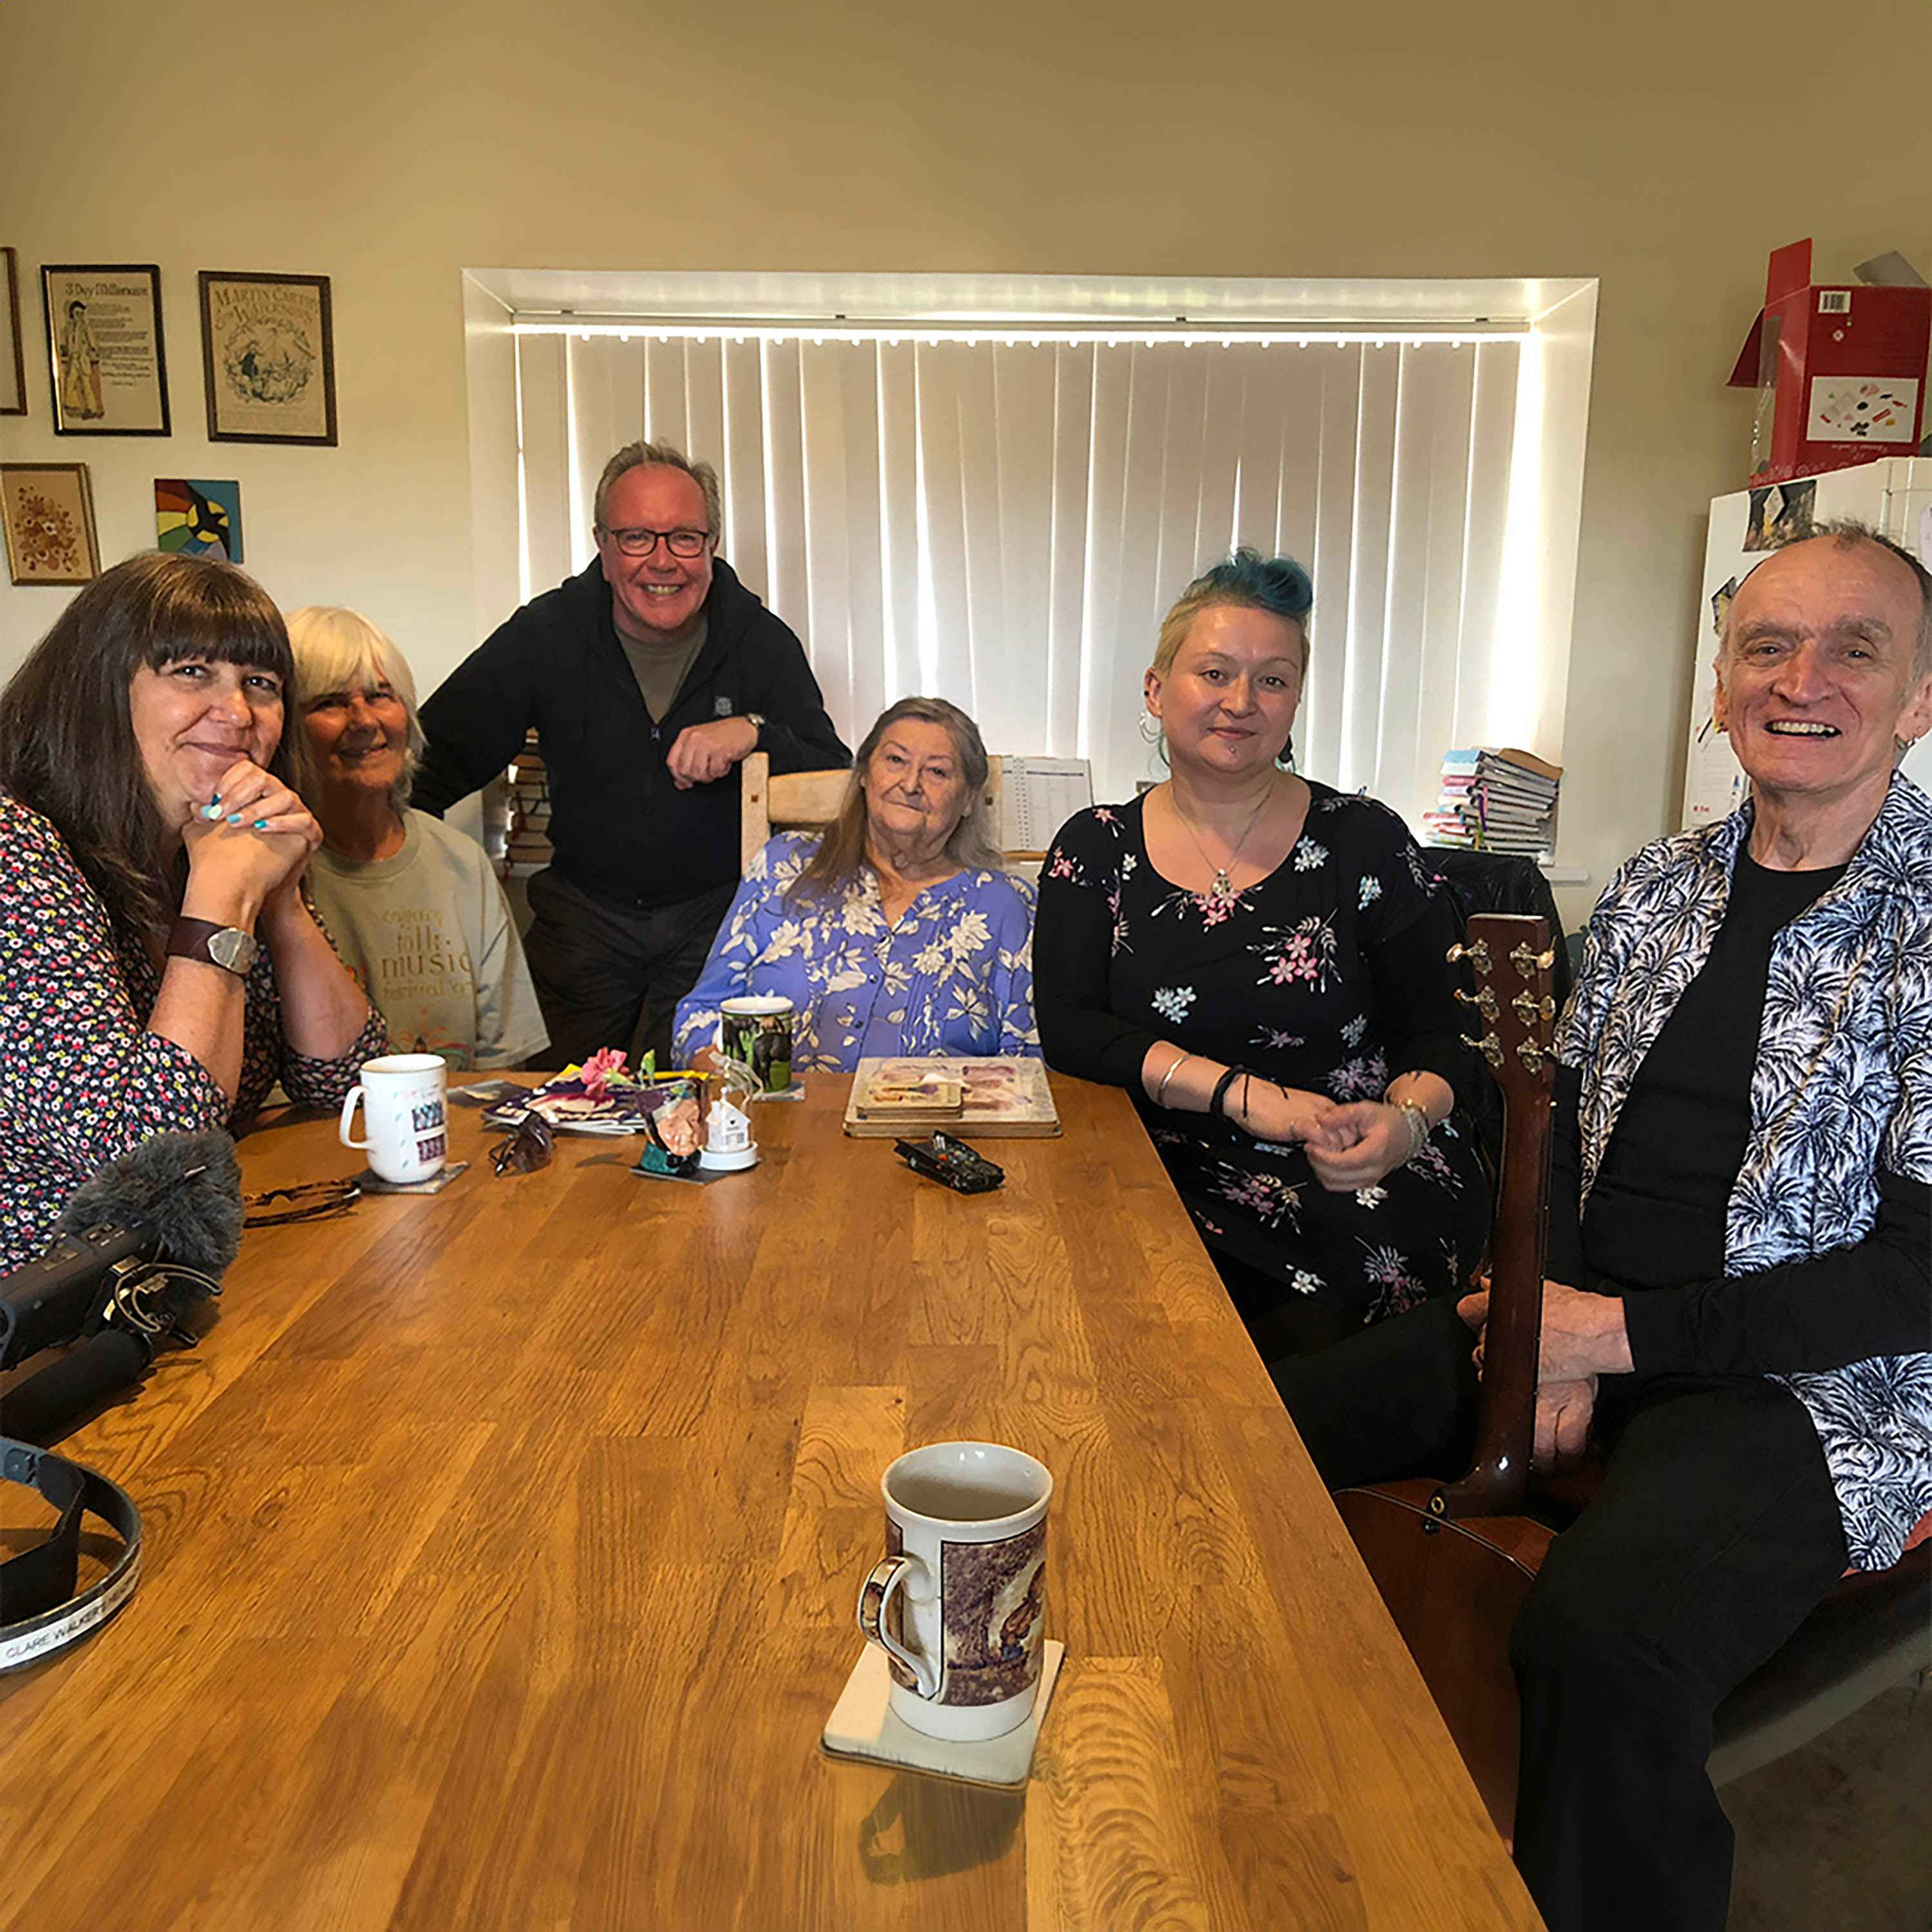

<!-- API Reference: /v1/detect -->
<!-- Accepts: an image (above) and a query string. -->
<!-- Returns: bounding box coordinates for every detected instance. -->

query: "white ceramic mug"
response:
[338,1053,448,1184]
[856,1441,1052,1741]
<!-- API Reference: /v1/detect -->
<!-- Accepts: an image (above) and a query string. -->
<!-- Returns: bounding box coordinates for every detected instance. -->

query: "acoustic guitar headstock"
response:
[1448,913,1558,1099]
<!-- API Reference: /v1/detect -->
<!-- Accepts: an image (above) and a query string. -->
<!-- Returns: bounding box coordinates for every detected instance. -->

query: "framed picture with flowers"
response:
[1,462,100,586]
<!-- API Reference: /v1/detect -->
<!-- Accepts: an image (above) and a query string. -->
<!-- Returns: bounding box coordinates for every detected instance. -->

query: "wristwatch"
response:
[167,916,260,977]
[741,712,766,744]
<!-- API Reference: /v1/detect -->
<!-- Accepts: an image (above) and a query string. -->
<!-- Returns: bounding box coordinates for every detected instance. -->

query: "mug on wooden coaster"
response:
[856,1441,1052,1741]
[338,1053,448,1185]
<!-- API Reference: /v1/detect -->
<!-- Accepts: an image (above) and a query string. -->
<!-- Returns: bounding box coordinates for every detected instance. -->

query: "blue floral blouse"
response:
[1561,772,1932,1571]
[673,833,1040,1071]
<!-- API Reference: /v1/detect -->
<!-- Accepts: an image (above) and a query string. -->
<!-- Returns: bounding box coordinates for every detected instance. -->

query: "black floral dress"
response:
[1034,784,1488,1330]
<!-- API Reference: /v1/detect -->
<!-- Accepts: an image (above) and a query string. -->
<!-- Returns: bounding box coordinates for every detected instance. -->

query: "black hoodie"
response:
[414,557,850,911]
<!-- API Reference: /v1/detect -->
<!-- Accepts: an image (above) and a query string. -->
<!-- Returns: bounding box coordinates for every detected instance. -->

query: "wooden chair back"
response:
[739,752,1008,872]
[739,753,851,872]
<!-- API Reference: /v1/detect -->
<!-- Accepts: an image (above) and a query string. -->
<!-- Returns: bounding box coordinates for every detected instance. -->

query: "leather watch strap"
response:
[167,917,258,976]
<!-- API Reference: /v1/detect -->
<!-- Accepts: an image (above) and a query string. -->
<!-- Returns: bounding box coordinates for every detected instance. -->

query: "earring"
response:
[1137,711,1162,744]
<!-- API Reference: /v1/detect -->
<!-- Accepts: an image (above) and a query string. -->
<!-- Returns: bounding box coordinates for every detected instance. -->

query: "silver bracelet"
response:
[1392,1099,1429,1163]
[1155,1052,1191,1106]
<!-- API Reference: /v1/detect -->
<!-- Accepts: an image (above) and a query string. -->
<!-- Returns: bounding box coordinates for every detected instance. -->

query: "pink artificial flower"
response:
[577,1046,628,1098]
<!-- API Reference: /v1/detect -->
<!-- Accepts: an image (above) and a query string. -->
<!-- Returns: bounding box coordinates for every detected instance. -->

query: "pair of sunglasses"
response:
[489,1114,555,1177]
[243,1179,361,1227]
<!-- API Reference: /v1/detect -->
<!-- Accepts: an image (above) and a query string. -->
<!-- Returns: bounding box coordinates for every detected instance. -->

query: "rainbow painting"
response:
[155,477,242,562]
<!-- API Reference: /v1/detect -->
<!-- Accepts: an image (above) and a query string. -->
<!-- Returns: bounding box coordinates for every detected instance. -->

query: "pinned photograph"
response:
[199,270,337,446]
[1742,480,1815,552]
[155,478,243,562]
[40,264,170,435]
[1,464,100,586]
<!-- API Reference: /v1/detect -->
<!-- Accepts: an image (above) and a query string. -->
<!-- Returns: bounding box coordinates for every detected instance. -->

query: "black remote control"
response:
[893,1131,1005,1194]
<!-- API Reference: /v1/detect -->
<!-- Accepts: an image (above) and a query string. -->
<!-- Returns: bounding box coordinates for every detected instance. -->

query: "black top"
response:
[1036,787,1488,1316]
[413,558,850,912]
[1546,851,1931,1375]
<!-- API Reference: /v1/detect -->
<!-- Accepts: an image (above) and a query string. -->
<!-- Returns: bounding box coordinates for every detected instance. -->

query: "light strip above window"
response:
[510,317,1531,349]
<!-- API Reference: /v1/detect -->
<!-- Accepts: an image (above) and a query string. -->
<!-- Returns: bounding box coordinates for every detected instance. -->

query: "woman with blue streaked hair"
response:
[1034,549,1486,1355]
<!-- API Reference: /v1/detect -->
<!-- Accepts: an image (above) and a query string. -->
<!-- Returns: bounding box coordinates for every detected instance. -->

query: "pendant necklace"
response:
[1174,778,1277,902]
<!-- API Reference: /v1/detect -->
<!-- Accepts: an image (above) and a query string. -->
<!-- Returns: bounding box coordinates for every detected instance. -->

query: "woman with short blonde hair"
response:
[287,606,547,1072]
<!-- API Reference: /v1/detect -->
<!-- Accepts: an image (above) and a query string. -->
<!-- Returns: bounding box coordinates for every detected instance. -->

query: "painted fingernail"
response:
[200,802,224,820]
[227,813,243,826]
[254,819,269,829]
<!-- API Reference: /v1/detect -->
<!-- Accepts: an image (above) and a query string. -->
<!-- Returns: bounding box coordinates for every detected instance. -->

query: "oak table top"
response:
[0,1075,1540,1931]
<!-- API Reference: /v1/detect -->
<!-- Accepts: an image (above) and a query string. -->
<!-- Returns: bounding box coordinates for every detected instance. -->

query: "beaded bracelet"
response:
[1394,1099,1429,1162]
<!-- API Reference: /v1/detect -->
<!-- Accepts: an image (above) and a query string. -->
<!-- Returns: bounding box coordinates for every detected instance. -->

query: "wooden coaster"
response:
[820,1641,1064,1789]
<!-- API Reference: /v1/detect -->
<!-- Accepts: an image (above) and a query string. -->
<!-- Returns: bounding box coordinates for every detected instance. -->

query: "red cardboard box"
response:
[1728,238,1929,484]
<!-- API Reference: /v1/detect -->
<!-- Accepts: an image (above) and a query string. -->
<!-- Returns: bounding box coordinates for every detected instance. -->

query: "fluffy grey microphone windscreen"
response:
[55,1130,244,1276]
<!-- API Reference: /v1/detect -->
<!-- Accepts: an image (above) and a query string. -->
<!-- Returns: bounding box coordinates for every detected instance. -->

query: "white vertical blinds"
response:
[516,329,1524,822]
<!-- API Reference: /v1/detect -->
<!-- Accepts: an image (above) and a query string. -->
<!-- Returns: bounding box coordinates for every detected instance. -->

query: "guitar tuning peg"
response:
[1446,940,1493,972]
[1455,985,1499,1021]
[1511,990,1555,1025]
[1461,1031,1504,1068]
[1510,942,1558,979]
[1516,1039,1548,1074]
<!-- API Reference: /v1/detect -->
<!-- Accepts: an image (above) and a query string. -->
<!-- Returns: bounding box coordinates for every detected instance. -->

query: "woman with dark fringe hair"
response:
[0,551,386,1267]
[675,696,1037,1069]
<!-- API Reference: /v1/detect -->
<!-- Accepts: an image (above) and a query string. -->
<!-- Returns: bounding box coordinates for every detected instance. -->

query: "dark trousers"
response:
[1270,1297,1849,1932]
[522,868,735,1072]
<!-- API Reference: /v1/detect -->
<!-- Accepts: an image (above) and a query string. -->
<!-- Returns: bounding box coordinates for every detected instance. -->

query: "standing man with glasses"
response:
[414,440,849,1069]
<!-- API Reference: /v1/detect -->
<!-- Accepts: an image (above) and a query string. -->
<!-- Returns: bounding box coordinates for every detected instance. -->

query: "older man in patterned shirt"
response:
[1273,523,1932,1932]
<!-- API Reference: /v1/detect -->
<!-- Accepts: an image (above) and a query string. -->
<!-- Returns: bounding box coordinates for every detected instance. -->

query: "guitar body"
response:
[1331,915,1563,1842]
[1336,1481,1551,1839]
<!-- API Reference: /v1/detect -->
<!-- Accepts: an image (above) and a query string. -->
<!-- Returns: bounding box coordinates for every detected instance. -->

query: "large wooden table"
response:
[1,1077,1539,1930]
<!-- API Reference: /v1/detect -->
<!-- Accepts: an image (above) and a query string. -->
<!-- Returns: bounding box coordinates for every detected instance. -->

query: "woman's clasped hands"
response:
[1303,1098,1425,1192]
[182,756,323,913]
[1233,1081,1424,1193]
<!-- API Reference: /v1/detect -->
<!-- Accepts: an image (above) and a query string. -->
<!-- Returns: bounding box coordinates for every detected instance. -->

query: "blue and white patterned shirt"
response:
[674,833,1040,1072]
[1560,773,1932,1571]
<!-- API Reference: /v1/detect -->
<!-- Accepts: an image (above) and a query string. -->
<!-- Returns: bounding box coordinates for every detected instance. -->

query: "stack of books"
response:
[506,732,553,873]
[1421,747,1561,858]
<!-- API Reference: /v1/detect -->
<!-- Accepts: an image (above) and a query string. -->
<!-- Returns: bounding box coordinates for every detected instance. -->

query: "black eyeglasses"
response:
[243,1180,361,1227]
[598,525,712,560]
[490,1115,555,1177]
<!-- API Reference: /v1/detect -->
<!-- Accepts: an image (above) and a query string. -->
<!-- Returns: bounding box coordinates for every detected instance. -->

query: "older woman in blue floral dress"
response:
[1034,549,1485,1357]
[675,697,1037,1069]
